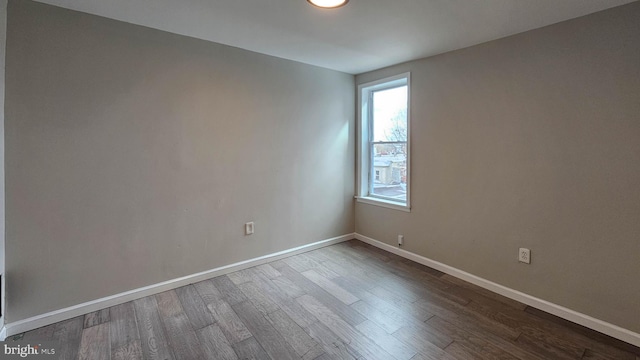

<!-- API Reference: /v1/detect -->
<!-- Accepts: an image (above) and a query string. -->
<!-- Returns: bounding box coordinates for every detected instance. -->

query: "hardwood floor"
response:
[10,240,640,359]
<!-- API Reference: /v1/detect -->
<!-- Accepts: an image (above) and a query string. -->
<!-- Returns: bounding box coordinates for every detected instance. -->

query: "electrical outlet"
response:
[245,222,254,235]
[398,234,404,247]
[518,248,531,264]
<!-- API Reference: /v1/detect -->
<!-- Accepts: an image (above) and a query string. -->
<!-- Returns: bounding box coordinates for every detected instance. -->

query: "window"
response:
[357,73,410,211]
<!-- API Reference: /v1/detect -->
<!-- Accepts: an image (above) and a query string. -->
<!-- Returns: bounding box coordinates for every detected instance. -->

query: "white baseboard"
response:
[354,233,640,348]
[1,233,354,339]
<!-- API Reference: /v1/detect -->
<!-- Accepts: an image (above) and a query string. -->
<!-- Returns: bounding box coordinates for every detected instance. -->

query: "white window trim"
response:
[356,73,411,212]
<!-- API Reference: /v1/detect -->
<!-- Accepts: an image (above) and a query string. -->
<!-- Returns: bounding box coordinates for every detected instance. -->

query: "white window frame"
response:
[356,73,411,212]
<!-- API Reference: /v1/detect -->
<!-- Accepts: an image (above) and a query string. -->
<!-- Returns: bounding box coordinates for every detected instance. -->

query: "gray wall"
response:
[0,0,6,324]
[5,0,354,323]
[356,2,640,333]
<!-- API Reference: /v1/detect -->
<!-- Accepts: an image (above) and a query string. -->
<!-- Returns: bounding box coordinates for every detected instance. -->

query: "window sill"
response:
[355,196,411,212]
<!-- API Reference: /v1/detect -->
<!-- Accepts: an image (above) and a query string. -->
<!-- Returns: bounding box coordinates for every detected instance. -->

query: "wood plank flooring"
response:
[10,240,640,359]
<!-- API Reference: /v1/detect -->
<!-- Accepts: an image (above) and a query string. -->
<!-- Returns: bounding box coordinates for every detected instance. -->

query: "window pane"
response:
[372,86,407,142]
[371,142,407,202]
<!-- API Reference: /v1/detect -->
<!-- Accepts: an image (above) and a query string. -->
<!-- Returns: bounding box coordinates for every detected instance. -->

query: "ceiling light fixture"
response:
[307,0,349,9]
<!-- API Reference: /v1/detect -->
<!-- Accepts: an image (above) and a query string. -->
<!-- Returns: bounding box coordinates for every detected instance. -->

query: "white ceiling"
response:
[34,0,636,74]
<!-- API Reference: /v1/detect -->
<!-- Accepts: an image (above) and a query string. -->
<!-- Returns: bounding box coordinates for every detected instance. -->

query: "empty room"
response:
[1,0,639,359]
